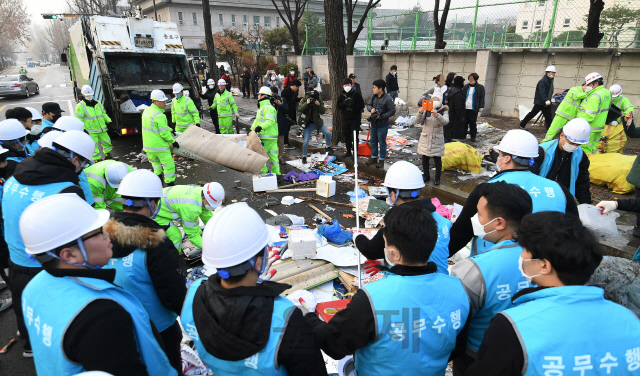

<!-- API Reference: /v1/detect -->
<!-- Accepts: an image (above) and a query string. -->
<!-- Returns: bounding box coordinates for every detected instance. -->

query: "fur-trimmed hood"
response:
[105,212,167,257]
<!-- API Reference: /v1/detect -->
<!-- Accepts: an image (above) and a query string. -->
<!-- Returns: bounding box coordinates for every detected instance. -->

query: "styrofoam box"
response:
[316,176,336,198]
[253,174,278,192]
[288,229,317,260]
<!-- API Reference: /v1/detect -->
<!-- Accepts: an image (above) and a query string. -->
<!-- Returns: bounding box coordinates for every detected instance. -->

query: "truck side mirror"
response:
[61,54,68,63]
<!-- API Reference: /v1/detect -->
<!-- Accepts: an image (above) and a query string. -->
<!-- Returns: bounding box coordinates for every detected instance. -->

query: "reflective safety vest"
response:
[577,85,612,149]
[462,240,533,352]
[142,104,174,153]
[78,170,94,206]
[251,101,278,141]
[171,96,199,126]
[2,179,75,267]
[431,212,452,275]
[355,272,470,376]
[6,156,25,163]
[555,86,587,121]
[22,271,176,376]
[84,160,133,210]
[104,249,178,332]
[210,90,239,118]
[155,185,213,249]
[503,285,640,376]
[19,69,27,75]
[181,278,291,376]
[75,100,111,133]
[612,95,635,120]
[539,140,582,197]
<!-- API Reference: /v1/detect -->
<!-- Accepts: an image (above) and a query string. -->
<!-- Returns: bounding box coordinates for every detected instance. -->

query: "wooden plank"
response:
[338,269,358,294]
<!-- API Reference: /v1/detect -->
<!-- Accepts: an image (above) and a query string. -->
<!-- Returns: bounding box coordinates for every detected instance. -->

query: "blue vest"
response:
[104,249,178,332]
[42,118,54,129]
[466,240,532,352]
[355,272,470,376]
[503,286,640,376]
[6,156,25,163]
[78,170,94,205]
[539,140,582,197]
[181,278,291,376]
[2,178,75,267]
[26,140,39,156]
[22,271,176,376]
[432,212,452,275]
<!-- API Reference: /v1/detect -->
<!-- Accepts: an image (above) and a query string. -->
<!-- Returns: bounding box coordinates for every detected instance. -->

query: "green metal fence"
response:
[304,0,640,54]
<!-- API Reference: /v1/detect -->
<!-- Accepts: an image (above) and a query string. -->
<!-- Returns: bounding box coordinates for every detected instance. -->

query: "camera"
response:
[308,90,320,101]
[367,110,379,123]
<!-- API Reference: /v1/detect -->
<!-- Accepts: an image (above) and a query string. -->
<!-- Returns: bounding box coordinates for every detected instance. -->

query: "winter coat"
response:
[273,96,290,135]
[447,86,466,139]
[241,70,251,84]
[366,93,396,128]
[281,87,298,122]
[385,72,399,92]
[13,148,84,199]
[534,75,554,105]
[263,75,283,92]
[463,83,486,113]
[298,93,325,130]
[307,75,318,90]
[250,71,260,85]
[283,74,298,88]
[336,88,365,122]
[627,153,640,187]
[416,105,449,157]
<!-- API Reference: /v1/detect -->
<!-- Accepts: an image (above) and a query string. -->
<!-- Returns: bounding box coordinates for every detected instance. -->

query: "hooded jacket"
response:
[13,147,84,198]
[104,211,186,316]
[190,277,326,376]
[448,78,467,140]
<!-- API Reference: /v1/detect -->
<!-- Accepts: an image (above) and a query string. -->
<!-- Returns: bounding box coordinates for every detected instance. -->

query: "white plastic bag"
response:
[578,204,619,236]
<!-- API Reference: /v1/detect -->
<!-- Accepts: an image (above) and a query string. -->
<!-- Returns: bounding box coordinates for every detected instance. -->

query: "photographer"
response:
[270,86,290,164]
[336,77,365,158]
[281,79,302,151]
[366,79,396,169]
[298,89,332,164]
[263,70,283,96]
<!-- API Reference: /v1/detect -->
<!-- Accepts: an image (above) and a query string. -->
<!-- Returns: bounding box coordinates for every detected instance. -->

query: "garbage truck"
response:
[67,15,202,135]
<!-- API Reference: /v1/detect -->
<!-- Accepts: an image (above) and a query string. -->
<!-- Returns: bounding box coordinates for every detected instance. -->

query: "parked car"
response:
[45,61,51,66]
[0,75,39,98]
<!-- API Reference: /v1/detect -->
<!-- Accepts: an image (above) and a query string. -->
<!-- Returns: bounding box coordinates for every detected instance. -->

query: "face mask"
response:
[496,156,508,172]
[344,86,352,92]
[392,72,396,76]
[561,141,579,153]
[471,213,498,239]
[208,85,214,89]
[584,86,593,93]
[147,198,161,219]
[29,122,42,135]
[85,95,93,101]
[175,93,182,99]
[433,100,441,109]
[518,256,541,283]
[271,76,276,81]
[384,248,396,267]
[204,203,215,211]
[548,75,554,80]
[52,114,62,123]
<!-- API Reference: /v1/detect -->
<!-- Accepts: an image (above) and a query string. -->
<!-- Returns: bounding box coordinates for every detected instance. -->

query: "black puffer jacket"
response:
[447,86,466,139]
[13,148,84,198]
[534,75,554,105]
[0,148,28,180]
[336,88,365,122]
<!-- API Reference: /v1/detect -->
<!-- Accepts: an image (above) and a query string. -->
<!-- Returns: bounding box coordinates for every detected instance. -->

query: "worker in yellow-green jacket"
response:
[171,82,200,134]
[542,84,588,142]
[75,85,112,161]
[209,79,239,134]
[250,86,280,175]
[85,160,133,211]
[576,72,611,153]
[142,89,178,186]
[609,84,635,126]
[154,182,225,253]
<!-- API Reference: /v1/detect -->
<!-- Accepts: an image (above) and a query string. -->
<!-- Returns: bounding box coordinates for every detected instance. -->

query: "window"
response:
[219,14,223,26]
[178,12,183,25]
[254,16,260,26]
[243,15,247,26]
[522,21,529,29]
[563,18,570,27]
[535,20,542,29]
[276,17,280,27]
[321,19,325,23]
[264,16,271,27]
[232,15,236,27]
[192,13,197,25]
[538,0,545,6]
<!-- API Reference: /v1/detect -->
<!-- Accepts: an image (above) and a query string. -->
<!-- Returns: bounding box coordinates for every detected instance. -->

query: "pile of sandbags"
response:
[442,142,484,173]
[588,153,635,194]
[596,123,627,154]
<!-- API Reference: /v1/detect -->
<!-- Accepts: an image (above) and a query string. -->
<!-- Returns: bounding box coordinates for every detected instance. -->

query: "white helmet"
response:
[207,78,215,86]
[53,116,84,132]
[496,129,539,158]
[0,146,8,156]
[383,161,425,190]
[201,202,274,269]
[202,182,225,209]
[150,89,168,102]
[25,107,42,121]
[38,130,63,148]
[545,65,556,73]
[172,83,183,94]
[585,72,603,85]
[562,118,590,145]
[52,130,95,161]
[105,162,130,188]
[117,169,163,198]
[81,85,94,96]
[20,193,110,255]
[609,84,622,98]
[258,86,272,96]
[0,119,28,141]
[217,79,227,86]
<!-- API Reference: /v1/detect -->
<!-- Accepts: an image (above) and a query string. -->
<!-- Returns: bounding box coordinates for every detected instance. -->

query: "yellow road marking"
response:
[33,68,46,82]
[0,105,7,113]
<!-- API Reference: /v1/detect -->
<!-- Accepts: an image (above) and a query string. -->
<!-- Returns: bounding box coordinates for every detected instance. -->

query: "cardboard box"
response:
[316,175,336,198]
[288,229,317,260]
[252,174,278,192]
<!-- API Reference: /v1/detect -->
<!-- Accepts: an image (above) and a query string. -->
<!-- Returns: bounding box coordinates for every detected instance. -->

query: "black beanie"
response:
[454,76,465,88]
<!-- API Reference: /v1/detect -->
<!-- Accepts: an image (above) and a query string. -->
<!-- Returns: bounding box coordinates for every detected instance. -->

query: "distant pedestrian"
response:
[281,79,301,151]
[385,64,399,100]
[270,86,290,163]
[443,72,456,105]
[365,79,395,169]
[520,66,556,129]
[250,67,260,99]
[283,67,298,88]
[336,77,365,158]
[462,73,485,142]
[240,66,251,98]
[416,95,448,185]
[303,66,311,90]
[448,76,466,141]
[307,70,318,92]
[349,73,362,96]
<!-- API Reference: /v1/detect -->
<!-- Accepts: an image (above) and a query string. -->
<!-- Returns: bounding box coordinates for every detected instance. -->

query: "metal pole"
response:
[453,15,458,41]
[302,2,308,55]
[468,0,480,48]
[411,10,419,50]
[399,29,403,49]
[542,0,560,48]
[354,130,362,289]
[152,0,157,20]
[565,29,570,46]
[366,9,372,55]
[482,17,488,48]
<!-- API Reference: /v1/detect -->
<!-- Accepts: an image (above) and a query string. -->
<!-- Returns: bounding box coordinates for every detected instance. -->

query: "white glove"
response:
[545,100,551,106]
[478,108,484,113]
[596,201,617,214]
[611,121,619,126]
[287,290,317,315]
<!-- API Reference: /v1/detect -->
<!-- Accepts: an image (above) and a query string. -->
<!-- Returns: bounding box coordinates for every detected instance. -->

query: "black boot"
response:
[423,173,430,182]
[365,158,377,166]
[434,177,440,186]
[376,160,384,169]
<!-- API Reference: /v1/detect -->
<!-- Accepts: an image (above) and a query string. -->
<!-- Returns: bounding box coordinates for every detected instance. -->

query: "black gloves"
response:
[196,123,201,127]
[172,141,180,149]
[254,126,263,133]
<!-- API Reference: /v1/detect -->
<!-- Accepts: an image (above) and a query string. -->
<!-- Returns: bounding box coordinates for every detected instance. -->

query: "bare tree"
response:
[65,0,117,16]
[30,24,51,60]
[270,0,308,55]
[324,0,347,145]
[583,0,605,47]
[247,25,267,66]
[433,0,452,49]
[0,0,31,46]
[43,18,74,56]
[344,0,382,55]
[201,0,218,81]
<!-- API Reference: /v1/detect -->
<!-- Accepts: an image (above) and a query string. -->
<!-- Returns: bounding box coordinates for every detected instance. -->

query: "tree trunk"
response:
[201,0,218,81]
[433,0,451,49]
[324,0,347,145]
[583,0,605,48]
[291,27,302,54]
[345,33,359,55]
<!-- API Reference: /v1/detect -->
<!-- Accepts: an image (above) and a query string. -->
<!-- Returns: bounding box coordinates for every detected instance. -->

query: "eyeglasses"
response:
[82,228,105,242]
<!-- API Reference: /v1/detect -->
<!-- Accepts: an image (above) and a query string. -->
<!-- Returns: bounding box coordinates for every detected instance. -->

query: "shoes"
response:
[633,227,640,238]
[519,122,526,129]
[434,177,440,186]
[302,157,307,164]
[0,298,12,312]
[470,137,476,142]
[365,158,377,166]
[23,350,33,358]
[376,160,384,169]
[252,96,258,99]
[284,144,295,150]
[325,147,333,153]
[423,174,430,182]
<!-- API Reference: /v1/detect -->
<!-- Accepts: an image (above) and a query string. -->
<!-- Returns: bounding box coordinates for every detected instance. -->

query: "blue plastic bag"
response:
[318,219,352,245]
[347,187,367,203]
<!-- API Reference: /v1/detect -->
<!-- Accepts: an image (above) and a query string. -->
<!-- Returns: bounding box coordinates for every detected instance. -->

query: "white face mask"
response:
[433,100,441,109]
[384,248,396,267]
[496,156,508,172]
[29,122,42,135]
[85,95,93,101]
[561,141,579,153]
[208,85,214,89]
[471,213,497,239]
[584,86,593,93]
[204,203,215,211]
[518,256,541,283]
[271,76,276,81]
[344,86,352,92]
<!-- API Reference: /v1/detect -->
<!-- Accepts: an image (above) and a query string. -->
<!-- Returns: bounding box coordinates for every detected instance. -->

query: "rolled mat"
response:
[174,126,269,174]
